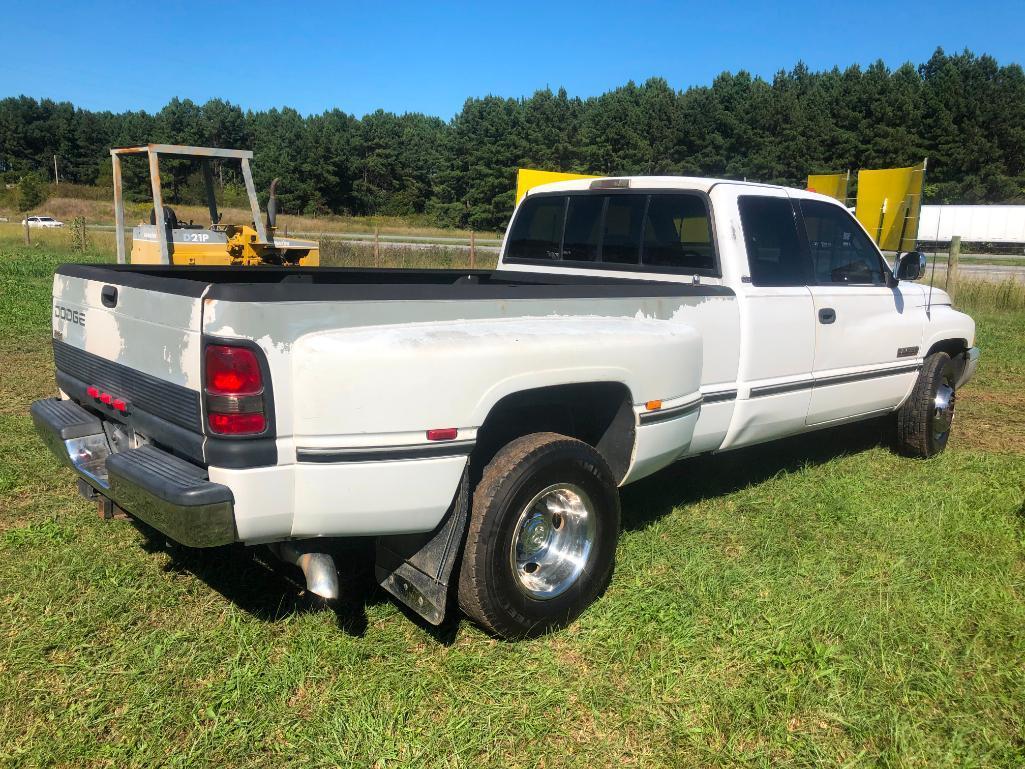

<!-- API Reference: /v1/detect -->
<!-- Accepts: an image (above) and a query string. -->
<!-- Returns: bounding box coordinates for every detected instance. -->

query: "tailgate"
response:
[51,266,208,452]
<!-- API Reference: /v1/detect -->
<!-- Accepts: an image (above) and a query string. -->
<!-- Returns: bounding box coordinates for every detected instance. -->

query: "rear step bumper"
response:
[30,398,237,548]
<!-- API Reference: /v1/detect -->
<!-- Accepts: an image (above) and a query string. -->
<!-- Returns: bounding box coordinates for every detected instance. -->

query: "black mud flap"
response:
[374,466,470,625]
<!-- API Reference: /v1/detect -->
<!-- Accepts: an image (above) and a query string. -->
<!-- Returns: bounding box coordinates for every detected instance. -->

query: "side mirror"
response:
[895,251,927,281]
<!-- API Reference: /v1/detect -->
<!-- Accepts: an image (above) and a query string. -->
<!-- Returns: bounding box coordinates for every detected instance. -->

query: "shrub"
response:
[17,173,47,212]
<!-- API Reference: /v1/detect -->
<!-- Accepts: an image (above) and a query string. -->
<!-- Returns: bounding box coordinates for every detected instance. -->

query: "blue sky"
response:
[4,0,1023,118]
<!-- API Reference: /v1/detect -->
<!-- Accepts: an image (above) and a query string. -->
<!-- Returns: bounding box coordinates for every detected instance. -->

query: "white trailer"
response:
[919,205,1025,244]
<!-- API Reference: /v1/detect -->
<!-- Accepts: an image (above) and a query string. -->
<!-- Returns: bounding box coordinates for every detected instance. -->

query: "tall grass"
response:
[952,277,1025,313]
[319,240,498,270]
[0,222,123,258]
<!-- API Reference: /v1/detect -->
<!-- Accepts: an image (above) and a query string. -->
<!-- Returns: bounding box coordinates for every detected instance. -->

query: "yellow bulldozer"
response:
[110,144,319,266]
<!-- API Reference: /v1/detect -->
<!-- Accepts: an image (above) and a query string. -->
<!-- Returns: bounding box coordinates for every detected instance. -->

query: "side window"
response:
[601,195,645,264]
[800,200,886,285]
[737,196,809,287]
[505,196,566,260]
[562,195,604,262]
[642,194,715,271]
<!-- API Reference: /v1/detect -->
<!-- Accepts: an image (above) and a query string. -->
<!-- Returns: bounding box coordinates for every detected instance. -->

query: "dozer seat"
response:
[149,206,180,230]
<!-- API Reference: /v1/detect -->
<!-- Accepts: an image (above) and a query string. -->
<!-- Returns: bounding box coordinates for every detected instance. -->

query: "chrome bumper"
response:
[30,398,236,547]
[956,347,980,389]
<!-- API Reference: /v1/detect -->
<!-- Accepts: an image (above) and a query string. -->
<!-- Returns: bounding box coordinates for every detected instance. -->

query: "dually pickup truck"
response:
[32,176,980,638]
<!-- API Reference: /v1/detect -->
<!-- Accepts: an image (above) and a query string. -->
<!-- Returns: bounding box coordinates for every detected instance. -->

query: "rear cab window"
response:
[737,196,810,286]
[505,190,719,276]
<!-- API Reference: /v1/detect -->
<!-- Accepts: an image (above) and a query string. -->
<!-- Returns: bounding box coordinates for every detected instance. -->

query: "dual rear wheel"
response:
[457,433,620,639]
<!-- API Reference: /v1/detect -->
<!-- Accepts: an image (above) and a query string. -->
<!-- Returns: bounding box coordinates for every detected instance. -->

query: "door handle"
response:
[818,307,836,324]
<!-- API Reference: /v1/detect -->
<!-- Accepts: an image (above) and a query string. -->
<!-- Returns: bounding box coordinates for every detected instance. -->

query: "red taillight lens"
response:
[205,345,262,395]
[204,344,268,436]
[208,412,266,435]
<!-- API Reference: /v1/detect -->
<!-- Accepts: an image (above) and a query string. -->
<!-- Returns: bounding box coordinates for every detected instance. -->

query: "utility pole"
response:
[946,236,961,302]
[53,155,59,185]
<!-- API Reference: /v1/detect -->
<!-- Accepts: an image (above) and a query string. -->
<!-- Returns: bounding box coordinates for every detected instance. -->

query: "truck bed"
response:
[57,263,731,302]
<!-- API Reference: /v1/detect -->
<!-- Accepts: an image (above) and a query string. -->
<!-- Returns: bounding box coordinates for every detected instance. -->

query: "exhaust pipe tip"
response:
[269,541,339,601]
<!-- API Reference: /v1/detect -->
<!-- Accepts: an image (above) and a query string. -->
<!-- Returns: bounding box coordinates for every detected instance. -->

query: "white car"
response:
[22,215,64,228]
[32,176,979,638]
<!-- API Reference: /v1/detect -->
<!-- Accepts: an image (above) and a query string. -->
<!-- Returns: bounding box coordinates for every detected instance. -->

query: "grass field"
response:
[1,240,1023,767]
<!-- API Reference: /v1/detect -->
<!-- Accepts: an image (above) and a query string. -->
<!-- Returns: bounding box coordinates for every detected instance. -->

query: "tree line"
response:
[1,48,1022,230]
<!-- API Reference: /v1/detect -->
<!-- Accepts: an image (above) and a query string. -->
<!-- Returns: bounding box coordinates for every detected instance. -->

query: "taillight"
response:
[208,412,266,435]
[204,344,268,436]
[205,345,262,395]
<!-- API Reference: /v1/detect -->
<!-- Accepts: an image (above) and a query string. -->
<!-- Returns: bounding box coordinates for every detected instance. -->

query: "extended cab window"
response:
[505,196,565,260]
[601,195,645,264]
[800,199,887,285]
[738,196,809,286]
[562,195,604,262]
[642,194,715,271]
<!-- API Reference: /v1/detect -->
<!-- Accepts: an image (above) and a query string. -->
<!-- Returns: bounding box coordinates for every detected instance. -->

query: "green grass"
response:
[926,255,1025,268]
[1,242,1024,767]
[951,278,1025,314]
[925,254,1025,267]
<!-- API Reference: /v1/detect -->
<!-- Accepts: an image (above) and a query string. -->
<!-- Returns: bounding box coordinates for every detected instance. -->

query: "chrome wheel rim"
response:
[932,366,957,444]
[509,483,596,600]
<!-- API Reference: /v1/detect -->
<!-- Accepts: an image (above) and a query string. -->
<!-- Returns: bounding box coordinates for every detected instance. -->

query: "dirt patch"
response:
[954,389,1025,454]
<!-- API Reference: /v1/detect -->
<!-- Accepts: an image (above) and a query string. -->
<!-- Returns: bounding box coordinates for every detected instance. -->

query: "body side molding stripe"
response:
[749,379,814,398]
[297,440,476,463]
[814,363,922,388]
[749,363,922,399]
[638,397,704,425]
[701,389,738,404]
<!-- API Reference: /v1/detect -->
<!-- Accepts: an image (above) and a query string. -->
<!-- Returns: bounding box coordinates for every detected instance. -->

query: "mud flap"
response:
[374,466,470,625]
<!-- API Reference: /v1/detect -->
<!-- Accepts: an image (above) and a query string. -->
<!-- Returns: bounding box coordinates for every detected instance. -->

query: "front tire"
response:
[896,351,959,458]
[457,433,620,639]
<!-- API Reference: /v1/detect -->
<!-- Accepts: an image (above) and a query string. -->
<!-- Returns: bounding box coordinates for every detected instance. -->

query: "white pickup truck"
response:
[32,176,979,638]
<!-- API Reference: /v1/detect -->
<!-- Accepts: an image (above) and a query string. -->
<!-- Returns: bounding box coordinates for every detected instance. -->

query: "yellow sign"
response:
[807,172,849,204]
[854,161,927,251]
[516,168,599,203]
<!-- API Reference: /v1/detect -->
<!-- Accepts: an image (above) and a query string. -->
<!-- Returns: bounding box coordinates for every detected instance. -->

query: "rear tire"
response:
[896,351,958,458]
[457,432,620,639]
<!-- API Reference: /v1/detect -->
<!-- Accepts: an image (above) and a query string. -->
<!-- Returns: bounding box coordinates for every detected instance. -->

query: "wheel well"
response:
[473,382,635,484]
[926,338,968,359]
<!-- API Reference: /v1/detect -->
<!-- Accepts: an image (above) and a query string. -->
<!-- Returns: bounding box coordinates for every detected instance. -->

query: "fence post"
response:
[374,226,380,267]
[23,216,30,245]
[71,216,88,252]
[946,235,961,301]
[469,230,476,269]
